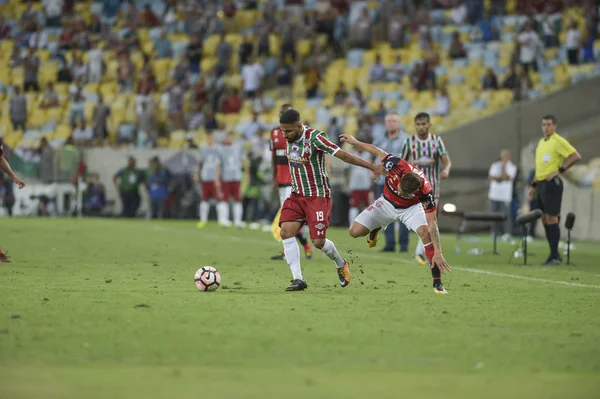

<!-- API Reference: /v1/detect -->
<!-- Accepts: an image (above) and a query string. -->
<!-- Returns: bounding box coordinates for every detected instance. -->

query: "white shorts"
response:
[278,186,293,206]
[355,196,428,233]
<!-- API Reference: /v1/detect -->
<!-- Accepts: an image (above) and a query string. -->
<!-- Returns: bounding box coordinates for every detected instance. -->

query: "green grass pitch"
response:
[1,218,599,399]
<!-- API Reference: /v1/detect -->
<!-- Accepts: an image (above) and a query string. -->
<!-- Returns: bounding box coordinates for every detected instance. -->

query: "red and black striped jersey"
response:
[270,127,292,186]
[381,154,436,213]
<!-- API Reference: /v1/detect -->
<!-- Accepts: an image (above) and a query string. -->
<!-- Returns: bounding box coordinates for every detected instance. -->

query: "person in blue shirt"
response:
[83,173,106,217]
[146,156,171,219]
[478,11,498,43]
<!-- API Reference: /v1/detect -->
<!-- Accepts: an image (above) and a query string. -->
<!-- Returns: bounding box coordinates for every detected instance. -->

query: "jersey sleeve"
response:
[400,138,410,160]
[556,136,576,158]
[436,136,448,156]
[419,178,437,213]
[313,132,340,156]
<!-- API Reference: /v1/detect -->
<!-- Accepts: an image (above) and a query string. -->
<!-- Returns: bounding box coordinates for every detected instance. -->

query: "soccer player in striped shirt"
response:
[0,137,26,262]
[400,112,451,265]
[278,109,388,291]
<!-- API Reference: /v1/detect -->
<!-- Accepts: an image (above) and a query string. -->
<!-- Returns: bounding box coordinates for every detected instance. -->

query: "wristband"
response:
[558,166,565,174]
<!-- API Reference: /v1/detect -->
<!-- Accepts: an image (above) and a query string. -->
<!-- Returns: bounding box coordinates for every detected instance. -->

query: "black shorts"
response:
[536,178,563,216]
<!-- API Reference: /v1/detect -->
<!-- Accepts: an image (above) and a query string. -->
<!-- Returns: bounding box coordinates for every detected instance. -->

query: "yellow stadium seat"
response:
[296,39,312,58]
[268,34,280,57]
[203,35,220,57]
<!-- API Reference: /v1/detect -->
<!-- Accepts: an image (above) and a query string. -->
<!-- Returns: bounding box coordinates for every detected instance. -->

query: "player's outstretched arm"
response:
[334,149,388,178]
[425,210,451,274]
[339,134,387,160]
[0,156,25,188]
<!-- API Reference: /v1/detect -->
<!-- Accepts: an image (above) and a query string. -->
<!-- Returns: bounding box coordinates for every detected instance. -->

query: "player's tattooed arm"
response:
[425,211,442,251]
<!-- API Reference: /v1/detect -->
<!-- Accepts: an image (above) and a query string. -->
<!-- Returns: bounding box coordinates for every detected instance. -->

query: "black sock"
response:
[431,265,442,286]
[295,232,308,246]
[546,223,561,258]
[369,227,382,239]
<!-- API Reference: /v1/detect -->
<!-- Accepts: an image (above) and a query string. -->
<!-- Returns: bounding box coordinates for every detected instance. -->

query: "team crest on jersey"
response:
[315,223,325,230]
[287,149,307,168]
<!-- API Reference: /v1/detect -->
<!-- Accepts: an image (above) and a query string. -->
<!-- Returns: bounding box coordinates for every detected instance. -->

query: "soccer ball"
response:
[194,266,221,292]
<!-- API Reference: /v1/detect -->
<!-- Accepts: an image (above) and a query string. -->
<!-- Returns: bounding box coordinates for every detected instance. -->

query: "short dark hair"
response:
[414,112,430,122]
[280,103,293,115]
[542,115,557,124]
[280,109,301,124]
[400,172,422,194]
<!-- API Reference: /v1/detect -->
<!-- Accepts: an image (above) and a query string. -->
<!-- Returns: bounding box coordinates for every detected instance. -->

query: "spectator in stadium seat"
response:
[29,23,48,50]
[166,79,185,130]
[114,156,145,218]
[369,55,386,82]
[518,21,541,72]
[40,82,60,109]
[223,0,237,18]
[350,7,372,49]
[192,77,208,109]
[502,64,518,89]
[254,15,272,57]
[478,11,498,43]
[9,86,27,132]
[244,112,267,141]
[482,68,499,90]
[276,57,294,99]
[122,0,140,28]
[216,33,233,77]
[20,1,38,33]
[386,55,404,82]
[0,16,10,41]
[43,0,63,28]
[118,53,136,92]
[512,65,533,102]
[305,64,321,99]
[279,12,298,61]
[186,36,203,75]
[412,4,432,32]
[88,13,104,37]
[204,110,219,131]
[252,90,269,114]
[68,82,86,127]
[187,104,204,133]
[346,87,366,111]
[87,41,105,83]
[59,24,76,51]
[332,9,348,55]
[92,94,111,144]
[565,20,581,66]
[57,61,73,83]
[334,82,349,105]
[239,34,254,67]
[435,86,450,116]
[241,56,264,99]
[23,48,40,92]
[327,117,343,145]
[154,31,173,59]
[449,32,467,59]
[141,4,161,28]
[450,0,468,25]
[388,8,407,49]
[540,7,559,48]
[219,88,243,114]
[137,101,157,147]
[72,120,94,147]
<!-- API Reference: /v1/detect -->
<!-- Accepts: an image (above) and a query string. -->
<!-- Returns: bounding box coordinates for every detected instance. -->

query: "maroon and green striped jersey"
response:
[286,126,340,197]
[400,133,448,198]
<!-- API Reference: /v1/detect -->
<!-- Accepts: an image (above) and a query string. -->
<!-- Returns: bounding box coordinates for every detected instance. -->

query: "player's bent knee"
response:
[312,238,325,249]
[348,223,367,238]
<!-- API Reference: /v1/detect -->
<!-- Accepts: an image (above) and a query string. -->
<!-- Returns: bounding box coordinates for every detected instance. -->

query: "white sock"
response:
[199,201,209,222]
[415,239,425,257]
[233,202,243,225]
[348,207,359,225]
[217,201,229,224]
[320,239,346,268]
[283,237,303,280]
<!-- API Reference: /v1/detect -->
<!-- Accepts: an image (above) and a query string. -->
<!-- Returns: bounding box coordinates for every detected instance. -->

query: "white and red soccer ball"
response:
[194,266,221,292]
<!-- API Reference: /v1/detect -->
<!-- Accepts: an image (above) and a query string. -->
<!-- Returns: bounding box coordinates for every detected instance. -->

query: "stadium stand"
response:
[0,0,599,153]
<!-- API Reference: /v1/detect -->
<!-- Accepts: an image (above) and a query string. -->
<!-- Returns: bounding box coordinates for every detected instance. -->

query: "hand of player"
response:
[14,177,25,189]
[440,169,449,180]
[432,252,451,274]
[545,171,560,181]
[528,186,535,200]
[339,134,357,146]
[371,164,389,179]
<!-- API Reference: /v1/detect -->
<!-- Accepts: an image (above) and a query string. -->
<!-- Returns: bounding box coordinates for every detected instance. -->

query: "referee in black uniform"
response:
[529,115,581,265]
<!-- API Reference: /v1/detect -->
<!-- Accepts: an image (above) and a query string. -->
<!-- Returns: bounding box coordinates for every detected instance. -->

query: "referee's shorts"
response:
[536,177,564,216]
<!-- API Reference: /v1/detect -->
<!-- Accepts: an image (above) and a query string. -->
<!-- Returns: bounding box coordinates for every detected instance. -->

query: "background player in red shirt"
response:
[340,134,451,294]
[0,137,26,263]
[270,104,312,260]
[278,110,387,291]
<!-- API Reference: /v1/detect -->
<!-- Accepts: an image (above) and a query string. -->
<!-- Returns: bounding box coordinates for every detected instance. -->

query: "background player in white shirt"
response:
[196,133,226,228]
[488,149,517,239]
[219,132,246,228]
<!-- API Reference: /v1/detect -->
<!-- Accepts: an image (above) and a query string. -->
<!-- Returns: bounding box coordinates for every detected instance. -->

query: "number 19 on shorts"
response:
[315,211,324,222]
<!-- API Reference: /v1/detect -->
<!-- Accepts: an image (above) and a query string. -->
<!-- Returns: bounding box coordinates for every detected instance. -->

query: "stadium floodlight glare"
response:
[443,203,457,213]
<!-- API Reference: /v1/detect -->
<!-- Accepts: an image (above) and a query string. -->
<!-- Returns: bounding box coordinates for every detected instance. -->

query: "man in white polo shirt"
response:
[518,21,541,72]
[241,55,264,99]
[488,149,517,239]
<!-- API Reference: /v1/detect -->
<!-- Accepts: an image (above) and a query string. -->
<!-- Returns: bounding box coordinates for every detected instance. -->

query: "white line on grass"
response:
[146,223,600,289]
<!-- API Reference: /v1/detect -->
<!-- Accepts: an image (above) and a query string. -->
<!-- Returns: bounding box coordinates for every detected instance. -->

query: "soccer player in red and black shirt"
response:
[340,134,451,294]
[0,137,26,263]
[270,104,312,260]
